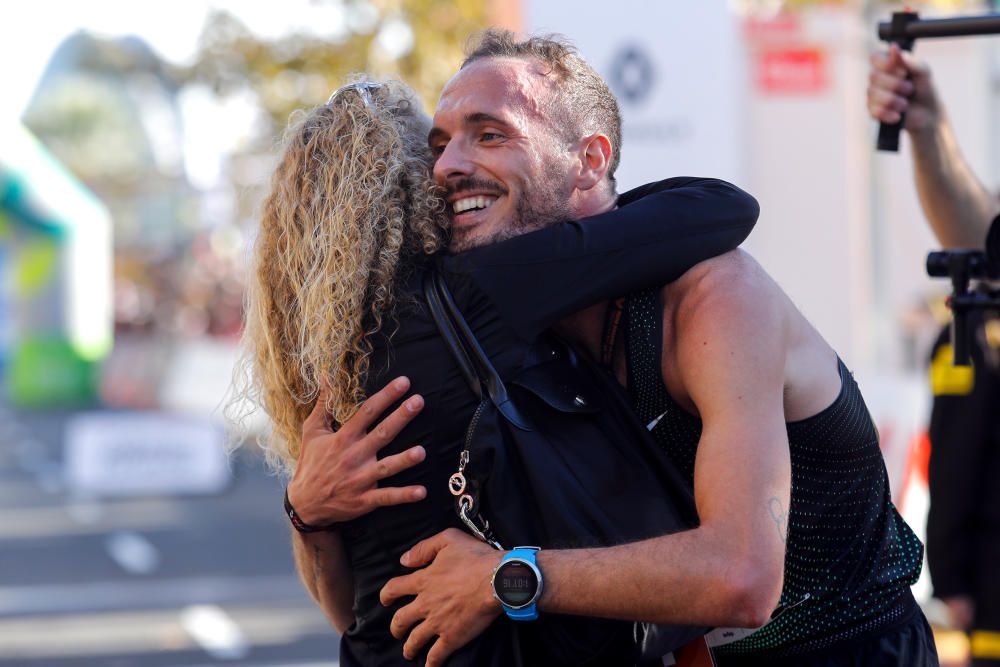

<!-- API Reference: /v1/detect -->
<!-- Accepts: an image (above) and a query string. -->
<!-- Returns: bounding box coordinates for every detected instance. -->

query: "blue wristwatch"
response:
[492,546,543,621]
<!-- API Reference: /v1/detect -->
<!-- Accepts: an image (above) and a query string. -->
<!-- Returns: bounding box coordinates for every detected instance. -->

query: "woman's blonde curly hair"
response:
[231,80,448,474]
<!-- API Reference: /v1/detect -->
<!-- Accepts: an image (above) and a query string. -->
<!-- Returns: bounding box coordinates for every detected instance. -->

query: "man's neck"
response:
[569,188,617,220]
[555,190,618,357]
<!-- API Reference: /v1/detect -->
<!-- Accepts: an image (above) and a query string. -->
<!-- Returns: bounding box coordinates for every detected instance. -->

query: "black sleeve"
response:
[925,317,998,598]
[441,176,758,340]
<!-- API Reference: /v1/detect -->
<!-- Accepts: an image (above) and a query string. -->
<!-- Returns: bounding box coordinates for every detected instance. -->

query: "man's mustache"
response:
[446,178,508,199]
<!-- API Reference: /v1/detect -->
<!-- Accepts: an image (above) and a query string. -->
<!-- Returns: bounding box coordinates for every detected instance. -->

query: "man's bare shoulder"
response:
[658,250,791,421]
[663,249,781,323]
[660,249,840,422]
[662,250,786,377]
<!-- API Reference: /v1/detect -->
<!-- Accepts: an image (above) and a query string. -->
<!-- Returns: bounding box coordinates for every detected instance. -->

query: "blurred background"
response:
[0,0,993,664]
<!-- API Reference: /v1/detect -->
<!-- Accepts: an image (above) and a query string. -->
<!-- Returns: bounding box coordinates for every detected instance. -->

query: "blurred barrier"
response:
[0,123,112,407]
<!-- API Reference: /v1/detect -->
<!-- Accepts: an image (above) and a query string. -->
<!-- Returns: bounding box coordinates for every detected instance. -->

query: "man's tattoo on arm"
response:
[767,497,788,543]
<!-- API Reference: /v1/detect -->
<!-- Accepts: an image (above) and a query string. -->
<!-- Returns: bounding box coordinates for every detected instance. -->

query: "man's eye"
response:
[480,132,503,142]
[430,144,446,157]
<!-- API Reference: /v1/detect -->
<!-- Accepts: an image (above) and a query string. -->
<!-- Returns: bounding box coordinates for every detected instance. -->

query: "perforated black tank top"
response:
[620,288,924,659]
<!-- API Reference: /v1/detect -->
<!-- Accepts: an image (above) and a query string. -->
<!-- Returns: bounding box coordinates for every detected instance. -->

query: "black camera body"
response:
[927,216,1000,365]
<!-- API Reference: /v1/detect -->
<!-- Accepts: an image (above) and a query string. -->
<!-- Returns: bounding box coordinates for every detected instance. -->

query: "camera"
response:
[926,216,1000,365]
[876,10,1000,364]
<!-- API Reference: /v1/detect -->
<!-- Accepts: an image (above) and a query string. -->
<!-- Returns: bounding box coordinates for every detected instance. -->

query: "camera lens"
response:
[926,252,951,277]
[986,214,1000,277]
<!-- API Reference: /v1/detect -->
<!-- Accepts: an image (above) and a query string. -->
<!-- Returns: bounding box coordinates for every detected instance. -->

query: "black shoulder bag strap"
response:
[423,268,541,549]
[422,269,531,429]
[422,270,481,401]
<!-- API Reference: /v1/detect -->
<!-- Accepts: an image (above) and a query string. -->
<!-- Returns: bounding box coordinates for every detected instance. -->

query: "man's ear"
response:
[574,133,612,191]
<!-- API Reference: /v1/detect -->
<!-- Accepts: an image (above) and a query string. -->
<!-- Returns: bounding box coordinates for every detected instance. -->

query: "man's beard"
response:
[448,170,572,253]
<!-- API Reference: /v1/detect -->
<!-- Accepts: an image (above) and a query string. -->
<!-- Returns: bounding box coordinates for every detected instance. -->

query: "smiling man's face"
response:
[430,57,577,252]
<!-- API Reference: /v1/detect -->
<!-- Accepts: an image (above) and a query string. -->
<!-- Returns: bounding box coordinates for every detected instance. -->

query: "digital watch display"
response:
[492,547,542,620]
[495,561,539,606]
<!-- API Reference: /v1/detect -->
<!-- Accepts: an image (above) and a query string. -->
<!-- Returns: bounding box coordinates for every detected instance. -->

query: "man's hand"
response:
[868,44,940,132]
[869,45,997,248]
[380,528,502,666]
[287,376,428,526]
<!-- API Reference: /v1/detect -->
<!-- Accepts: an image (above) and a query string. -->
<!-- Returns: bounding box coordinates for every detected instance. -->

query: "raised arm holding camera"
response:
[869,35,1000,667]
[868,43,998,248]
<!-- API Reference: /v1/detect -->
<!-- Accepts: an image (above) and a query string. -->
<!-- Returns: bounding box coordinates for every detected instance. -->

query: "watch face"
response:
[495,560,538,607]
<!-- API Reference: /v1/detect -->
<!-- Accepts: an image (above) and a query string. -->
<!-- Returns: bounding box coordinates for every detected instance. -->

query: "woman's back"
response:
[342,266,515,665]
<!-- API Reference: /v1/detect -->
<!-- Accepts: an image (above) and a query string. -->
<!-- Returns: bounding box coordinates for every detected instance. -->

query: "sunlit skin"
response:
[430,57,599,252]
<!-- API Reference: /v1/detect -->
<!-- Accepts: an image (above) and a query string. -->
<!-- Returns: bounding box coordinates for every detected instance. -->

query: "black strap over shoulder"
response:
[423,269,531,430]
[423,269,480,400]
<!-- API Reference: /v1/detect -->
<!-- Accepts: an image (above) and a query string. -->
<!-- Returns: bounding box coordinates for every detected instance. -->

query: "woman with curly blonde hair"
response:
[236,80,446,472]
[235,74,758,666]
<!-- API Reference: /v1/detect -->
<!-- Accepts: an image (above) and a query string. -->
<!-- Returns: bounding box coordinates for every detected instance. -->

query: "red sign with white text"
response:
[756,47,828,95]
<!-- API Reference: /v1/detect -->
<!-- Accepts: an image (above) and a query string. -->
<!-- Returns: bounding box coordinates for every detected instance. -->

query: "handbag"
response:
[423,269,708,665]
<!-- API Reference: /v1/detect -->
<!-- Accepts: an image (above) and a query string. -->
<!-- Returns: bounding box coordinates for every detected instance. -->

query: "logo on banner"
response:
[608,45,656,106]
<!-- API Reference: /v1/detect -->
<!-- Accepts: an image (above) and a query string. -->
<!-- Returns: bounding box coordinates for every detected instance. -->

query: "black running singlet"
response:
[621,288,925,659]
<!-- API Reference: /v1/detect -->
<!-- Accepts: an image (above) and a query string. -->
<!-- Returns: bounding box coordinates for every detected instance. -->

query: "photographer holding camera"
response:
[868,44,998,248]
[869,43,1000,667]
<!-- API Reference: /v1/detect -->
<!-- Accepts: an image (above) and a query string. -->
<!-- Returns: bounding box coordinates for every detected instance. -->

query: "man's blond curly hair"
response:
[231,80,448,474]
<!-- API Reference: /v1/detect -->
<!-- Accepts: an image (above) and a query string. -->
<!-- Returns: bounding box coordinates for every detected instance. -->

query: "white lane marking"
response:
[0,574,305,616]
[180,604,250,661]
[105,531,160,575]
[0,604,334,660]
[0,499,182,540]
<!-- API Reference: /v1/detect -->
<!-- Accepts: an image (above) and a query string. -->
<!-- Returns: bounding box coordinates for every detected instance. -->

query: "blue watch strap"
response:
[496,547,542,621]
[506,602,538,621]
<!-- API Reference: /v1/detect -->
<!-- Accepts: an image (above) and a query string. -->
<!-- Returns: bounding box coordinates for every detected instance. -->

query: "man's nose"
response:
[432,139,473,185]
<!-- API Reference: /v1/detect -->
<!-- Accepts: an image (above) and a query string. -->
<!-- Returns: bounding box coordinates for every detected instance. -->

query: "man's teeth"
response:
[453,196,495,214]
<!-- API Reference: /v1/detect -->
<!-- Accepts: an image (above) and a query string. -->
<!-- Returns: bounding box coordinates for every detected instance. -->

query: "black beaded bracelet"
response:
[283,488,333,534]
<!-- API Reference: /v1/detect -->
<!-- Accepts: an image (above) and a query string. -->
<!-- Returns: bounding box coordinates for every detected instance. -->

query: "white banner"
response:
[526,0,746,189]
[64,411,231,497]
